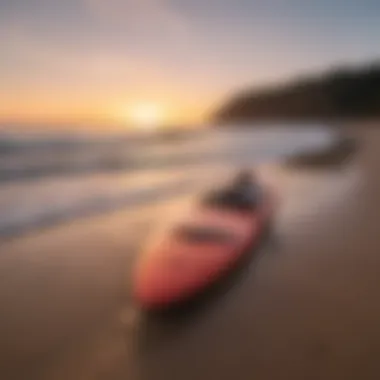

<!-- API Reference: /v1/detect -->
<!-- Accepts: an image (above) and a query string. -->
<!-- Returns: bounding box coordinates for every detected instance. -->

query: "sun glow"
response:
[117,102,167,130]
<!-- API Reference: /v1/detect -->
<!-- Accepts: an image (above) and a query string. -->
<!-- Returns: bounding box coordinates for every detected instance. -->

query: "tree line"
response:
[216,63,380,123]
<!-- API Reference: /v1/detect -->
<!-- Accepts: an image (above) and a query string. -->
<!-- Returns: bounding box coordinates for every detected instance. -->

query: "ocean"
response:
[0,125,335,237]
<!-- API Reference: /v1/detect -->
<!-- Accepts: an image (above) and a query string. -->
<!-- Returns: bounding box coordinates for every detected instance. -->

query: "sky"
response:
[1,0,380,129]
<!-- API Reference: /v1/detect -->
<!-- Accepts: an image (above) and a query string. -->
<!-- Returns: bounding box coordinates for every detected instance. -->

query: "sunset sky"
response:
[1,0,380,129]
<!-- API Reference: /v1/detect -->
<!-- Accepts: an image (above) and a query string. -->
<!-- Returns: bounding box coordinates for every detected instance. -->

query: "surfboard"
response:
[133,186,274,309]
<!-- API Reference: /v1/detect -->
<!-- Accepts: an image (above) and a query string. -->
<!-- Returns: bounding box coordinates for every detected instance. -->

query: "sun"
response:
[117,102,166,130]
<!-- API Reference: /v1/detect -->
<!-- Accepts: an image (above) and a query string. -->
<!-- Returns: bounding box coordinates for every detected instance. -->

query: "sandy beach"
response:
[1,126,379,380]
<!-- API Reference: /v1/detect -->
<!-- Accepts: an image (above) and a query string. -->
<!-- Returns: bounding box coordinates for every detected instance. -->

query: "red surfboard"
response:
[133,186,275,309]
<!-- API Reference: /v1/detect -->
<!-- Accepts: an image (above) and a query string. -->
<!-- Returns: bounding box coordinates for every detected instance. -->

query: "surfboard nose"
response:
[133,271,183,309]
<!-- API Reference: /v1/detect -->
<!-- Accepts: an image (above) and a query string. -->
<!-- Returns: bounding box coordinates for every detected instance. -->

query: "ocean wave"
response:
[0,126,336,237]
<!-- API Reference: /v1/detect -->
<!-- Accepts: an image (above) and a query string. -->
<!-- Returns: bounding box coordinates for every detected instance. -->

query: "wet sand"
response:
[1,128,380,380]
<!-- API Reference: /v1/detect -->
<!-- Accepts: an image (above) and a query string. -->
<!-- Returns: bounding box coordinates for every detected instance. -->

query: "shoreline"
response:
[0,127,378,379]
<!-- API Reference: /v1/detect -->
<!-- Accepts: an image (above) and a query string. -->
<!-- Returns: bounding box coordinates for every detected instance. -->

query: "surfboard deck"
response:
[133,187,274,309]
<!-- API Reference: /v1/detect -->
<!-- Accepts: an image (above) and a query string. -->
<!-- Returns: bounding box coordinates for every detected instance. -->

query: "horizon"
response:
[1,0,380,131]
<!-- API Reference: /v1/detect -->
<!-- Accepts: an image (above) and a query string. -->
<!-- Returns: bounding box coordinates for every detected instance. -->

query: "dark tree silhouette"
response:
[216,63,380,123]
